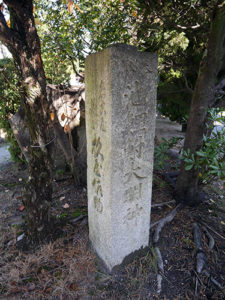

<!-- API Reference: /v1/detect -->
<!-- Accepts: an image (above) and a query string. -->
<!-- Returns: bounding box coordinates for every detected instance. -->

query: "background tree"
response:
[0,0,53,241]
[136,0,218,124]
[34,0,137,83]
[175,1,225,204]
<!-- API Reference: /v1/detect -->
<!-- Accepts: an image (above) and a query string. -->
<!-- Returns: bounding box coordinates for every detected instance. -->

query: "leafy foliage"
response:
[154,136,182,170]
[34,0,137,85]
[0,58,23,162]
[154,109,225,185]
[136,0,217,122]
[34,0,221,124]
[181,109,225,184]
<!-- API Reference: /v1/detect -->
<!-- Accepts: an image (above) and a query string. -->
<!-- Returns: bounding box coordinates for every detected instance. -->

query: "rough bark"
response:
[175,1,225,205]
[0,0,53,241]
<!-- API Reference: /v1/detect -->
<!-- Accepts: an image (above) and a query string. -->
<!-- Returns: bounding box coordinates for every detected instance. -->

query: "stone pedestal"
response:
[85,44,157,271]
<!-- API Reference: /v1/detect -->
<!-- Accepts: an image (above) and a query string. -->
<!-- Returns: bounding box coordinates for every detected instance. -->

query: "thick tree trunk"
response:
[0,1,53,240]
[175,1,225,205]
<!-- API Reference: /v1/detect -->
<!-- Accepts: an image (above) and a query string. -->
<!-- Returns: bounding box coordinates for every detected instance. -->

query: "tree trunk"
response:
[0,0,53,241]
[175,1,225,205]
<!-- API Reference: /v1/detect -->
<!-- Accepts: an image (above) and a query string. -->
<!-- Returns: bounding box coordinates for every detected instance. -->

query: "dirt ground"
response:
[0,141,225,299]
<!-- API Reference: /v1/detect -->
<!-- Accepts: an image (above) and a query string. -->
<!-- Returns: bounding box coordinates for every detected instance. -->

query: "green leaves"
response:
[154,137,182,170]
[0,58,22,162]
[181,149,195,171]
[181,110,225,183]
[185,164,193,171]
[33,0,138,85]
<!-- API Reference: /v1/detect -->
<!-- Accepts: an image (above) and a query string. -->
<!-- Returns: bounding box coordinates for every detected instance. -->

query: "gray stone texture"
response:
[85,44,157,271]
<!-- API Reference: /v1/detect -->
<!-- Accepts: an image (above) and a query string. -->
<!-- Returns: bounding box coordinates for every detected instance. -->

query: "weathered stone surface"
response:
[85,44,157,271]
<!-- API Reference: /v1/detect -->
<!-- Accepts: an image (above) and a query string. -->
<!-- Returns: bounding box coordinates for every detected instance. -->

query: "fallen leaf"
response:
[63,203,70,209]
[34,18,41,25]
[50,111,55,121]
[19,205,25,211]
[59,196,65,202]
[17,233,25,242]
[45,287,52,293]
[221,221,225,226]
[61,113,66,121]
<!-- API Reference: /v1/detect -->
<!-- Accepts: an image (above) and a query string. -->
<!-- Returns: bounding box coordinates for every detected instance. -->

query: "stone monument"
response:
[85,44,157,271]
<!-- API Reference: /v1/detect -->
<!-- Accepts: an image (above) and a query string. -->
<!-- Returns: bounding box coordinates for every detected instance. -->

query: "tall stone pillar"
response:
[85,44,157,271]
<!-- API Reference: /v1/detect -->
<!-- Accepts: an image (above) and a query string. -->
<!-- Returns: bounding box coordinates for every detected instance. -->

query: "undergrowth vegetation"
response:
[154,109,225,186]
[181,109,225,185]
[0,58,23,163]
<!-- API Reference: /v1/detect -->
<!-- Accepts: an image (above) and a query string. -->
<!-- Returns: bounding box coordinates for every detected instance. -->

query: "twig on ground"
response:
[200,222,225,240]
[54,176,73,183]
[195,277,198,296]
[150,220,160,229]
[193,270,205,287]
[203,270,224,292]
[153,204,182,243]
[151,200,176,208]
[202,226,215,249]
[70,215,87,224]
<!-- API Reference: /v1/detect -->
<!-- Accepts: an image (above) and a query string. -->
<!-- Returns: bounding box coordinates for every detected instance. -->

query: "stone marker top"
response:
[86,44,157,271]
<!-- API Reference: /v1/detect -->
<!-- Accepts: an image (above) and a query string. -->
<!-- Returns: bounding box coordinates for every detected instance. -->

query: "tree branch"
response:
[0,10,10,42]
[183,74,194,94]
[61,48,84,80]
[176,23,201,30]
[0,8,22,54]
[3,0,28,11]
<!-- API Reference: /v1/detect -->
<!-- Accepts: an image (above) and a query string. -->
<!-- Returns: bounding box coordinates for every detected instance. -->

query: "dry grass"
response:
[0,226,97,299]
